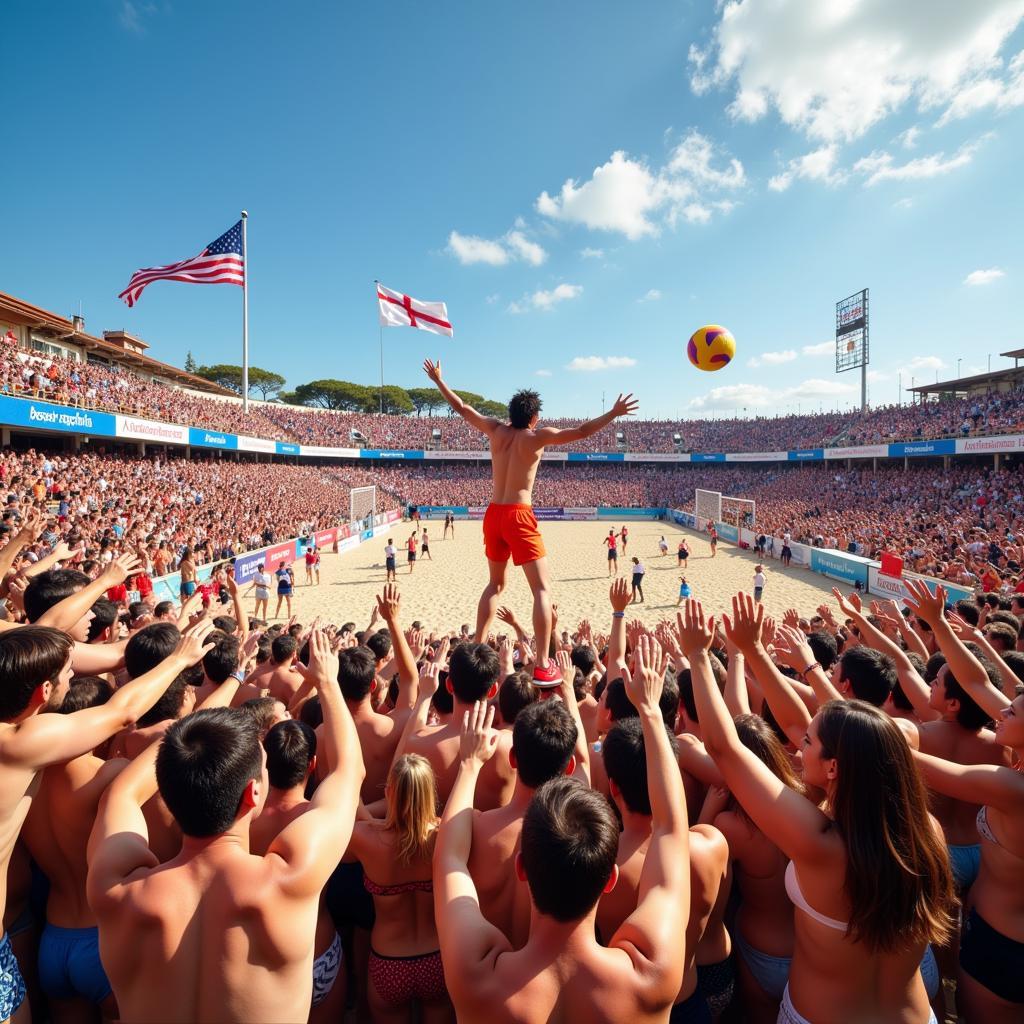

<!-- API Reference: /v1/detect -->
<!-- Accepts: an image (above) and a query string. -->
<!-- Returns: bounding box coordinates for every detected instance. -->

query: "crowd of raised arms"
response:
[5,332,1024,452]
[1,538,1023,1023]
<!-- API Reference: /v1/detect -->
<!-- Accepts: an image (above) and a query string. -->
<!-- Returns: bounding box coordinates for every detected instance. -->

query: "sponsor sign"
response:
[888,439,956,457]
[385,508,402,523]
[237,435,277,453]
[670,509,696,528]
[715,522,739,543]
[824,444,889,459]
[788,449,824,461]
[275,442,301,455]
[188,427,238,450]
[299,445,360,457]
[809,548,872,588]
[726,451,788,462]
[359,449,424,460]
[956,434,1024,454]
[563,507,598,520]
[116,415,189,445]
[567,452,625,462]
[533,507,566,520]
[314,528,337,548]
[231,549,267,585]
[416,505,471,519]
[263,542,296,572]
[423,450,489,460]
[0,396,117,437]
[540,451,568,461]
[624,452,686,462]
[867,567,973,606]
[691,453,726,463]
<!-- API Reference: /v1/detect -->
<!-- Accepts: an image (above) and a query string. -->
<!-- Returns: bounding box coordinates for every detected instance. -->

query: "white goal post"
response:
[694,488,756,530]
[350,486,376,530]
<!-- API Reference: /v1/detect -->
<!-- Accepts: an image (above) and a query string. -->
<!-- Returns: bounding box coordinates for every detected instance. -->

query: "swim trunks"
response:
[483,504,545,566]
[369,948,447,1008]
[311,931,343,1008]
[0,931,27,1020]
[38,923,112,1005]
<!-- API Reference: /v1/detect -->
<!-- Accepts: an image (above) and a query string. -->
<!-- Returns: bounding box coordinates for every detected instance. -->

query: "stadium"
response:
[3,4,1023,1024]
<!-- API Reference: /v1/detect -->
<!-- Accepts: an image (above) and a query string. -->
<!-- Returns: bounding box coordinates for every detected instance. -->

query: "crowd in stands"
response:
[0,489,1021,1021]
[5,331,1024,454]
[0,448,382,577]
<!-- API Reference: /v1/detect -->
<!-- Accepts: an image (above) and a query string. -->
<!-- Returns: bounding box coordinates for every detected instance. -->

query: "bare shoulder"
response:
[691,822,728,859]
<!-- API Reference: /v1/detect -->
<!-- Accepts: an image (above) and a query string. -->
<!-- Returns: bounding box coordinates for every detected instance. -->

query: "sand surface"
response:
[273,519,857,634]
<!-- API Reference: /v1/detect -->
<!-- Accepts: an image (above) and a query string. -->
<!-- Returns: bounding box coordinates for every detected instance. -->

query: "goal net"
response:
[694,489,721,529]
[694,489,756,530]
[350,486,376,531]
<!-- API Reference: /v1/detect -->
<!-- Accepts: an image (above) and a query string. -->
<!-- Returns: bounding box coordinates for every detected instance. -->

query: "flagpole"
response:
[374,280,384,415]
[241,211,249,414]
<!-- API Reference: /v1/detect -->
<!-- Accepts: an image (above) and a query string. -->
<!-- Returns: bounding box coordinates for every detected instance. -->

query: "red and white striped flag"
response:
[119,221,245,308]
[377,282,453,337]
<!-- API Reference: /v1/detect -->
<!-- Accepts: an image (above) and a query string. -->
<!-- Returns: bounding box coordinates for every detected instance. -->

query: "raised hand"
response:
[902,578,946,627]
[610,577,631,613]
[625,635,667,715]
[176,617,217,665]
[831,586,862,621]
[103,552,142,585]
[760,614,777,649]
[307,627,340,690]
[376,583,401,622]
[947,611,983,644]
[773,624,816,672]
[782,607,800,629]
[418,660,442,701]
[721,592,765,655]
[406,627,427,661]
[496,606,519,627]
[676,599,715,656]
[459,700,498,766]
[611,393,639,418]
[423,358,443,384]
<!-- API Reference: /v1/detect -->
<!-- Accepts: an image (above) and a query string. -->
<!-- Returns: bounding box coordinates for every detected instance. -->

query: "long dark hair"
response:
[817,700,955,952]
[731,713,804,818]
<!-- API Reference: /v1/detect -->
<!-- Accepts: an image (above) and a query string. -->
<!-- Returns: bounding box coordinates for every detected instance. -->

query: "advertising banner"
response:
[533,507,566,520]
[809,549,872,588]
[566,452,625,462]
[116,415,189,445]
[726,451,788,462]
[423,450,489,460]
[359,449,424,460]
[867,567,973,606]
[691,453,726,463]
[715,522,739,543]
[540,451,568,461]
[231,549,266,586]
[824,444,889,460]
[624,452,687,462]
[0,396,117,437]
[788,449,824,461]
[888,439,956,457]
[385,508,402,523]
[263,542,297,572]
[314,528,337,548]
[275,442,300,455]
[237,434,276,453]
[670,509,696,528]
[188,427,238,450]
[563,507,598,520]
[956,434,1024,454]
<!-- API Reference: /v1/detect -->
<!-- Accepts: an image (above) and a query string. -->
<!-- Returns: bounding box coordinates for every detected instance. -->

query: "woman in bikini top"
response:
[679,595,954,1024]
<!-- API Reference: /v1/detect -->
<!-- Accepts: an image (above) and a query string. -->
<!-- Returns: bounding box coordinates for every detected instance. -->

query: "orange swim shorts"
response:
[483,503,546,566]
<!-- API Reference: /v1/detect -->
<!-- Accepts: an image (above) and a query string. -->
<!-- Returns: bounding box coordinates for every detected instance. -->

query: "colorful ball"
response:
[687,325,736,372]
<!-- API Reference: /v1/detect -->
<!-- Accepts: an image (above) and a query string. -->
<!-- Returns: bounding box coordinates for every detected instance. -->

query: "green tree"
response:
[407,387,444,416]
[478,399,507,419]
[449,389,485,416]
[194,363,245,393]
[184,351,197,373]
[247,368,286,400]
[376,385,414,415]
[277,390,300,405]
[293,379,372,411]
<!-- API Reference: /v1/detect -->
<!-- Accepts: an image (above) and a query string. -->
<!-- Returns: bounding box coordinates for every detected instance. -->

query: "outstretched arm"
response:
[37,552,140,632]
[535,393,639,446]
[423,359,499,436]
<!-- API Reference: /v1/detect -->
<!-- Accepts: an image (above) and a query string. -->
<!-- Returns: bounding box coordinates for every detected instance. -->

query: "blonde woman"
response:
[346,754,452,1023]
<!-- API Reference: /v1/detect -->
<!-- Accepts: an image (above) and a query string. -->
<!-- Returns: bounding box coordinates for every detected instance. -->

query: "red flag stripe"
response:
[377,290,451,331]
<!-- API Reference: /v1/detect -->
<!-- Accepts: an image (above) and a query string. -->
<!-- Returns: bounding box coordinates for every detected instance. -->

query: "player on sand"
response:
[424,358,638,684]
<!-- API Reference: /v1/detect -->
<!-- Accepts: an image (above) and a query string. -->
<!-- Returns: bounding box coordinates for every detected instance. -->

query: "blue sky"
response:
[2,0,1022,419]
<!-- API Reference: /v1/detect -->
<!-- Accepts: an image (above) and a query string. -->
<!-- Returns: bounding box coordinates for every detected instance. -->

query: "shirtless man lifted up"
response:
[424,358,637,684]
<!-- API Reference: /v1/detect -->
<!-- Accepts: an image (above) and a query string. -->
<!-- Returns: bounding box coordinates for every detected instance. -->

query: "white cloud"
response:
[580,247,605,259]
[534,369,552,377]
[688,377,856,411]
[507,283,583,315]
[768,145,844,191]
[638,288,662,303]
[485,293,500,304]
[535,130,744,239]
[747,349,797,367]
[893,197,915,209]
[447,231,509,266]
[907,355,946,370]
[898,125,922,149]
[689,1,1024,141]
[447,227,547,267]
[802,341,834,356]
[964,267,1006,285]
[566,356,638,372]
[504,231,547,266]
[853,138,984,186]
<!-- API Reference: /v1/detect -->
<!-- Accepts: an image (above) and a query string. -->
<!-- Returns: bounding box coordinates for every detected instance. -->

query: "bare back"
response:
[468,802,531,948]
[0,729,44,929]
[488,425,545,505]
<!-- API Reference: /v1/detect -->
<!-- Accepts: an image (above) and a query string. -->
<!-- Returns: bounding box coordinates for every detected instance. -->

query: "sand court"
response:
[270,519,858,635]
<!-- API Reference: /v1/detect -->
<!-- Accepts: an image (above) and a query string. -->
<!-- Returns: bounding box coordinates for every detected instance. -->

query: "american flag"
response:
[119,221,245,308]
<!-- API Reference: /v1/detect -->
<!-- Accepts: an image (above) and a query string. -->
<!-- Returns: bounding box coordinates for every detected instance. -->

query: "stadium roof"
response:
[909,364,1024,396]
[0,291,233,396]
[1000,347,1024,361]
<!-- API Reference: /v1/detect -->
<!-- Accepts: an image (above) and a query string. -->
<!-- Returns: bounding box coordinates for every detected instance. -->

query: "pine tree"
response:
[184,351,197,373]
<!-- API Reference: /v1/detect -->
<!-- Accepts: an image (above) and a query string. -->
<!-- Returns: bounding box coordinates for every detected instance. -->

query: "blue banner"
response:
[359,449,424,460]
[670,509,696,528]
[596,507,666,519]
[715,522,739,543]
[0,396,116,437]
[888,439,956,457]
[188,427,238,450]
[275,442,300,455]
[810,549,871,588]
[231,549,267,586]
[788,448,824,461]
[566,452,625,462]
[691,453,726,463]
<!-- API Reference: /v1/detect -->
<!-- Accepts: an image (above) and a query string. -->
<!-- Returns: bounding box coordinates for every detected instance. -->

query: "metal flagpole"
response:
[374,280,384,414]
[241,211,249,414]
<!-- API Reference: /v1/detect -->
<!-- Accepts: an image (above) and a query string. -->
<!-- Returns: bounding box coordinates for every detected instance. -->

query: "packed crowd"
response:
[0,522,1020,1022]
[5,332,1024,454]
[0,448,382,577]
